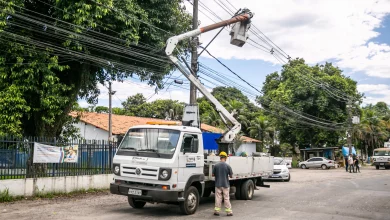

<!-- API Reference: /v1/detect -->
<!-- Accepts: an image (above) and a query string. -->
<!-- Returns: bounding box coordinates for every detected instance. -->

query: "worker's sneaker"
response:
[227,213,233,216]
[214,212,220,216]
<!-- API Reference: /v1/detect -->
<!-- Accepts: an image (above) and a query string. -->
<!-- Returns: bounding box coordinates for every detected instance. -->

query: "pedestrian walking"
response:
[348,154,354,173]
[212,151,233,216]
[345,157,349,172]
[354,156,360,173]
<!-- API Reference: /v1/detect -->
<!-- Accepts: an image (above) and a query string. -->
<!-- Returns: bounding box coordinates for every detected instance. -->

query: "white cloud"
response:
[337,42,390,78]
[357,84,390,105]
[185,0,390,76]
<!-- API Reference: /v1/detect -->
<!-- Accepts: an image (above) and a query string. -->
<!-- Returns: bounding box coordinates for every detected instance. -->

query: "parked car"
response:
[284,159,292,169]
[299,157,335,170]
[263,157,290,181]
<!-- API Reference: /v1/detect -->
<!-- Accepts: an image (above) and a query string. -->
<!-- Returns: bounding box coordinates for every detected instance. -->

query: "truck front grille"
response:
[121,165,159,179]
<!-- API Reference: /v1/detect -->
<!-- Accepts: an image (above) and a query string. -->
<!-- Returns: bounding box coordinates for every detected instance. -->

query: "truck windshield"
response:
[374,151,390,156]
[118,128,180,157]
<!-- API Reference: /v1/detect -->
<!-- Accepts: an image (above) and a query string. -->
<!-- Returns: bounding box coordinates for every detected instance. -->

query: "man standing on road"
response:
[354,155,360,173]
[212,151,233,216]
[348,154,354,173]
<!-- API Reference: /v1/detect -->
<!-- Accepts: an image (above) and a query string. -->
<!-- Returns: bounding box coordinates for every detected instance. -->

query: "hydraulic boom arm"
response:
[165,10,252,143]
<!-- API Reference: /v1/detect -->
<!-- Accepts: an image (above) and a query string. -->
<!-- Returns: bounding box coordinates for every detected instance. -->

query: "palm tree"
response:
[355,108,389,159]
[201,109,225,128]
[249,115,274,151]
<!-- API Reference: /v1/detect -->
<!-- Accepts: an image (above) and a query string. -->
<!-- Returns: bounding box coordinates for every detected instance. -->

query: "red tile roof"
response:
[70,112,259,143]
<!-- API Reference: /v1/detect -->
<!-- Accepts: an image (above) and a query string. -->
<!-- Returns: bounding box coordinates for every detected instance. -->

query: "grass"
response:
[0,188,24,203]
[0,187,108,203]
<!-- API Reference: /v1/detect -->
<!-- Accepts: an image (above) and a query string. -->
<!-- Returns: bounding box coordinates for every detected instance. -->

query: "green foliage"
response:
[198,86,263,135]
[95,106,109,113]
[0,187,108,203]
[119,93,184,120]
[260,58,362,147]
[0,188,14,203]
[249,115,274,151]
[354,104,390,156]
[0,85,30,136]
[0,0,192,136]
[279,143,292,157]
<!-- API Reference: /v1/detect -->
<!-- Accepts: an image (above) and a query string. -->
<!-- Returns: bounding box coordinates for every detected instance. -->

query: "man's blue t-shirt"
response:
[212,162,233,188]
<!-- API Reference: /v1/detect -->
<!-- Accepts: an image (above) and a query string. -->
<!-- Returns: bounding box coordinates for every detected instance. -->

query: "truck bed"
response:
[204,155,274,181]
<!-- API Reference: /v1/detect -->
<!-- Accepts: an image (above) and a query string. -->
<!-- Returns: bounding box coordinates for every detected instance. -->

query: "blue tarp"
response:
[202,133,222,150]
[342,146,357,157]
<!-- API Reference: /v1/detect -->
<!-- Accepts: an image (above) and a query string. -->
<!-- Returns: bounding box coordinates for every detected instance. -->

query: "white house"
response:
[70,112,260,155]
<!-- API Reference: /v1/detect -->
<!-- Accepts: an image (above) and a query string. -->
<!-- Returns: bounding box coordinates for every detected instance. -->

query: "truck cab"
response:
[372,148,390,169]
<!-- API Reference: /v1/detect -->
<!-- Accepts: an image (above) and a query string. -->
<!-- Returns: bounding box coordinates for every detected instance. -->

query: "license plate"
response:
[272,175,279,178]
[128,189,142,196]
[380,163,384,165]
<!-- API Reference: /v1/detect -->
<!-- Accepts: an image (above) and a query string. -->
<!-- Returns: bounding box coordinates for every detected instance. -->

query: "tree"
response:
[279,143,292,157]
[120,93,185,120]
[249,115,274,152]
[0,0,192,136]
[260,58,362,148]
[95,106,109,113]
[197,87,263,136]
[122,93,146,115]
[354,104,390,158]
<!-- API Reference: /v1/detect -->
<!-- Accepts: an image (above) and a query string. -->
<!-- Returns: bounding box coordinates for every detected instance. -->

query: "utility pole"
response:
[108,82,114,142]
[189,0,198,104]
[347,100,352,155]
[108,82,116,169]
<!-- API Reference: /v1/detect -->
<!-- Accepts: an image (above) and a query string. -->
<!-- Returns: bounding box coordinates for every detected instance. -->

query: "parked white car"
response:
[263,157,291,182]
[284,157,292,169]
[299,157,335,170]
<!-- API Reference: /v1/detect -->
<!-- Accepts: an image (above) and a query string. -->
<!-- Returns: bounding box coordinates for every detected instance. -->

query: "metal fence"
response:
[0,136,117,180]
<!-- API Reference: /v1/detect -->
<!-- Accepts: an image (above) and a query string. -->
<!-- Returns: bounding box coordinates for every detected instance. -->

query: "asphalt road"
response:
[1,167,390,220]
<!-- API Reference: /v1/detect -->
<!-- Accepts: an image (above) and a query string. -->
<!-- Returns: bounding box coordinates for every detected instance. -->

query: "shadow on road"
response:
[106,197,216,217]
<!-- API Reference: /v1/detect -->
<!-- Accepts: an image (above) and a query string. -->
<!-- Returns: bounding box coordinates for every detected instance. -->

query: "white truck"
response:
[110,9,274,215]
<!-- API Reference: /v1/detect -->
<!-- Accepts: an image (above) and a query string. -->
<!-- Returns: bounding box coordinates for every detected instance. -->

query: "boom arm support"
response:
[165,12,252,143]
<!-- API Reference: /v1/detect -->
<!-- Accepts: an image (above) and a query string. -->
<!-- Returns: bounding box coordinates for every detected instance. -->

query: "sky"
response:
[79,0,390,109]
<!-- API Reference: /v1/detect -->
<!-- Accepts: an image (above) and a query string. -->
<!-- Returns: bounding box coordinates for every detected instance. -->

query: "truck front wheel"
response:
[128,197,146,209]
[179,186,199,215]
[240,179,254,200]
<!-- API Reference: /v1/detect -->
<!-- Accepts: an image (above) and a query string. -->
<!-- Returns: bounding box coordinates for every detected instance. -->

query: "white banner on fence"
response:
[33,142,78,163]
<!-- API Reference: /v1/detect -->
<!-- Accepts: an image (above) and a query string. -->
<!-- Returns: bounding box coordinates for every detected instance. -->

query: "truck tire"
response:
[240,179,254,200]
[202,188,212,197]
[179,186,199,215]
[128,197,146,209]
[376,165,379,170]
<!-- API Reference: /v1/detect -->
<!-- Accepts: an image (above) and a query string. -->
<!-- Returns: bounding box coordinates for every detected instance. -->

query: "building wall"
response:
[73,122,118,141]
[236,143,257,155]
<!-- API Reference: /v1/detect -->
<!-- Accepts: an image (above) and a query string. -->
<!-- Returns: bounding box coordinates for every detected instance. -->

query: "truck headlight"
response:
[373,158,376,161]
[158,168,172,181]
[113,164,120,175]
